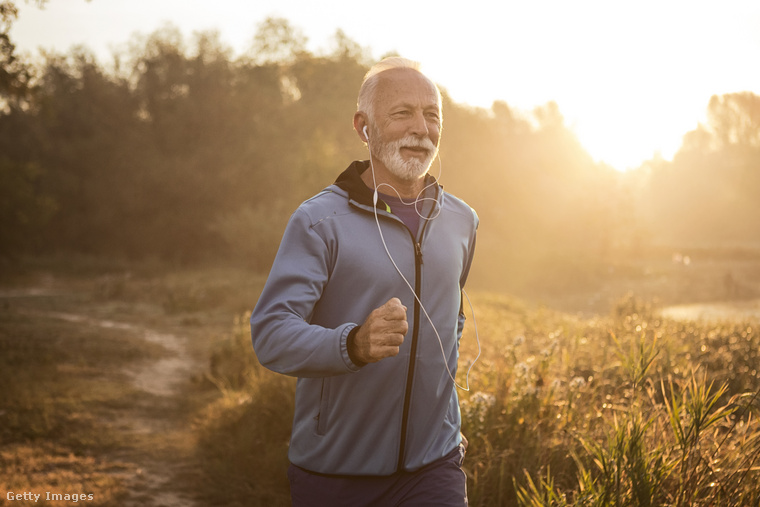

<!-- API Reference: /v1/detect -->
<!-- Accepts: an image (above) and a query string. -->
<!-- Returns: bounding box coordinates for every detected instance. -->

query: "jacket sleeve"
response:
[250,207,363,377]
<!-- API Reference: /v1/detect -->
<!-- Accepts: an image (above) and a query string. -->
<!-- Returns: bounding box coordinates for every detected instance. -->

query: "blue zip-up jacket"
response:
[250,160,478,475]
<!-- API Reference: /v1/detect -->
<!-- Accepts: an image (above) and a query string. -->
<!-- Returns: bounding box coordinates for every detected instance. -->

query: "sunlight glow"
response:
[563,96,702,171]
[11,0,760,171]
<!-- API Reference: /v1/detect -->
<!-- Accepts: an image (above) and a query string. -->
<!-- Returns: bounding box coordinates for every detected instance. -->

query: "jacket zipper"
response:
[353,186,440,472]
[396,232,424,471]
[395,189,438,472]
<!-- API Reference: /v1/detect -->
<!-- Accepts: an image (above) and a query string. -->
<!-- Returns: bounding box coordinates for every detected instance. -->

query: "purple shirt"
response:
[379,192,422,236]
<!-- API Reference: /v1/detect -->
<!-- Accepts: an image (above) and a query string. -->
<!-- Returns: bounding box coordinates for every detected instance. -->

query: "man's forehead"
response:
[375,68,440,106]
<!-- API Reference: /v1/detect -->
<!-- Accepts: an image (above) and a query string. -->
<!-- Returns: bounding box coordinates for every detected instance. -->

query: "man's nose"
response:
[409,112,429,137]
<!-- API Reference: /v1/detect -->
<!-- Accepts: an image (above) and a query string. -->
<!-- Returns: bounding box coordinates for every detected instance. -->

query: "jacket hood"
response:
[334,160,440,209]
[334,160,374,206]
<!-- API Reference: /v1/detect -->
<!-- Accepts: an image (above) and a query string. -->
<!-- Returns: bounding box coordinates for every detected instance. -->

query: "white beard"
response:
[373,133,438,181]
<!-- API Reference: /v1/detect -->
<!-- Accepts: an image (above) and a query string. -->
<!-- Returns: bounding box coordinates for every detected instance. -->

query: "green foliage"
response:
[1,0,32,105]
[249,17,307,65]
[0,17,366,262]
[2,12,758,270]
[0,157,56,255]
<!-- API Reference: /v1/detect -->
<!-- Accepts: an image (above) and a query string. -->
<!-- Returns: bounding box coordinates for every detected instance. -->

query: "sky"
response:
[10,0,760,171]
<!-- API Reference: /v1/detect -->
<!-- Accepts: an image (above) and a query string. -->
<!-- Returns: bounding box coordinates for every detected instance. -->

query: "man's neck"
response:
[360,163,427,200]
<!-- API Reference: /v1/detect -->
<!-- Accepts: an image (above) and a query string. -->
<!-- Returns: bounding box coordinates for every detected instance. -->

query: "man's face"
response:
[368,69,442,181]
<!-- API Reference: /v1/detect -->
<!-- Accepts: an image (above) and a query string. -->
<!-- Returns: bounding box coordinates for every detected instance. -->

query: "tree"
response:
[0,0,54,257]
[707,92,760,148]
[248,17,307,65]
[0,1,32,109]
[643,92,760,247]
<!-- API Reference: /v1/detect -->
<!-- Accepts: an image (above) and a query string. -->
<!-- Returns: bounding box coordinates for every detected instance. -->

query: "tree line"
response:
[2,9,759,280]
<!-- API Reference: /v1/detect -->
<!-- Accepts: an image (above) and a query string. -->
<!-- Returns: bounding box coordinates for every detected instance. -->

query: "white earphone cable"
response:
[366,133,480,391]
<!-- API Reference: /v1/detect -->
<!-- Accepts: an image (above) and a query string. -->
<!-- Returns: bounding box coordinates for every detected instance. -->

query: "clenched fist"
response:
[350,297,408,364]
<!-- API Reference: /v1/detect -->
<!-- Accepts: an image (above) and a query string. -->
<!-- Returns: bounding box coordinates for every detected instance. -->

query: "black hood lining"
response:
[333,160,439,209]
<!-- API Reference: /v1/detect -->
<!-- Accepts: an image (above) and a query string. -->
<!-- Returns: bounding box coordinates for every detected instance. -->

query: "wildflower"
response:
[569,376,586,390]
[514,362,530,378]
[464,392,496,425]
[470,391,496,407]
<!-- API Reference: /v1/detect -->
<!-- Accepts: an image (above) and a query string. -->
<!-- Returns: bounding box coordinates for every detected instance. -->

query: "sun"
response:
[565,94,704,171]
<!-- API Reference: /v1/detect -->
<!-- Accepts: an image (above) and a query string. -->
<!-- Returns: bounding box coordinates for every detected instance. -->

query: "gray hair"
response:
[357,57,440,120]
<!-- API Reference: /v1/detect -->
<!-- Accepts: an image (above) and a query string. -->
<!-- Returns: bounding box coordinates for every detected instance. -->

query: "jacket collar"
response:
[334,160,439,209]
[334,160,375,207]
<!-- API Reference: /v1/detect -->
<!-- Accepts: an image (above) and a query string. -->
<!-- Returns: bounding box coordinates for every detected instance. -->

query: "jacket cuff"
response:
[344,325,367,369]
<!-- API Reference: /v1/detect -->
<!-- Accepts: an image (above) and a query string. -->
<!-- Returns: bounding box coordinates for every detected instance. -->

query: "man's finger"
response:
[375,342,402,357]
[380,298,407,321]
[384,297,407,311]
[380,332,405,346]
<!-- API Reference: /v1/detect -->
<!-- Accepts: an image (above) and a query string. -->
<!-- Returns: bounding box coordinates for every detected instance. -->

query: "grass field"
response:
[1,253,759,505]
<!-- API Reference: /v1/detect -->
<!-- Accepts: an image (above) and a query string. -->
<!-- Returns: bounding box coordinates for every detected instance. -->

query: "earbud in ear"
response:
[363,126,369,139]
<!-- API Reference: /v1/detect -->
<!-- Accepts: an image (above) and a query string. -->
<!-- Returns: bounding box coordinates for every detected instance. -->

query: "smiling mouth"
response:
[401,146,429,157]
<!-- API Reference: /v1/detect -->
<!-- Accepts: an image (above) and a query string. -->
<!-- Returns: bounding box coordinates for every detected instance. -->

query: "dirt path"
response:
[40,311,195,397]
[68,313,199,507]
[7,288,205,506]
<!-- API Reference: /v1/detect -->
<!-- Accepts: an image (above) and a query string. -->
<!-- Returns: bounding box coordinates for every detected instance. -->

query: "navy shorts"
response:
[287,444,468,507]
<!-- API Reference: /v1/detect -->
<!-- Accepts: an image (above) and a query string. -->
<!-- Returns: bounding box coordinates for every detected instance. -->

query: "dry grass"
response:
[0,297,157,505]
[2,255,759,506]
[0,261,238,506]
[458,293,760,505]
[197,290,760,506]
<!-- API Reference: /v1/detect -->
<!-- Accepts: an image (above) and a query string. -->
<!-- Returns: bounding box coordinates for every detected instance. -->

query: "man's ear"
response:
[353,112,369,143]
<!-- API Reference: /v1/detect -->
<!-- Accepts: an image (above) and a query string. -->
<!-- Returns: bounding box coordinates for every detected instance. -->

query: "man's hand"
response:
[350,298,408,364]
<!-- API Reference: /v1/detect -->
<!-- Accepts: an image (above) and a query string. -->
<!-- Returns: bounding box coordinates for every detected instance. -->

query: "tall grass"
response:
[194,314,295,507]
[461,294,760,506]
[198,294,760,506]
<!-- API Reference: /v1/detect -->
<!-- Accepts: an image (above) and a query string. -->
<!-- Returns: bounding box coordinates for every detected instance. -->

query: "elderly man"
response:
[250,57,478,506]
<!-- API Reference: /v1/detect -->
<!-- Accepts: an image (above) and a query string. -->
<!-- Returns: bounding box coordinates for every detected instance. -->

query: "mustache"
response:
[395,136,437,151]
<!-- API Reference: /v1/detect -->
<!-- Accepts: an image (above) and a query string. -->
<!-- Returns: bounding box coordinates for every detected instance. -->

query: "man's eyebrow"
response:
[390,101,440,110]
